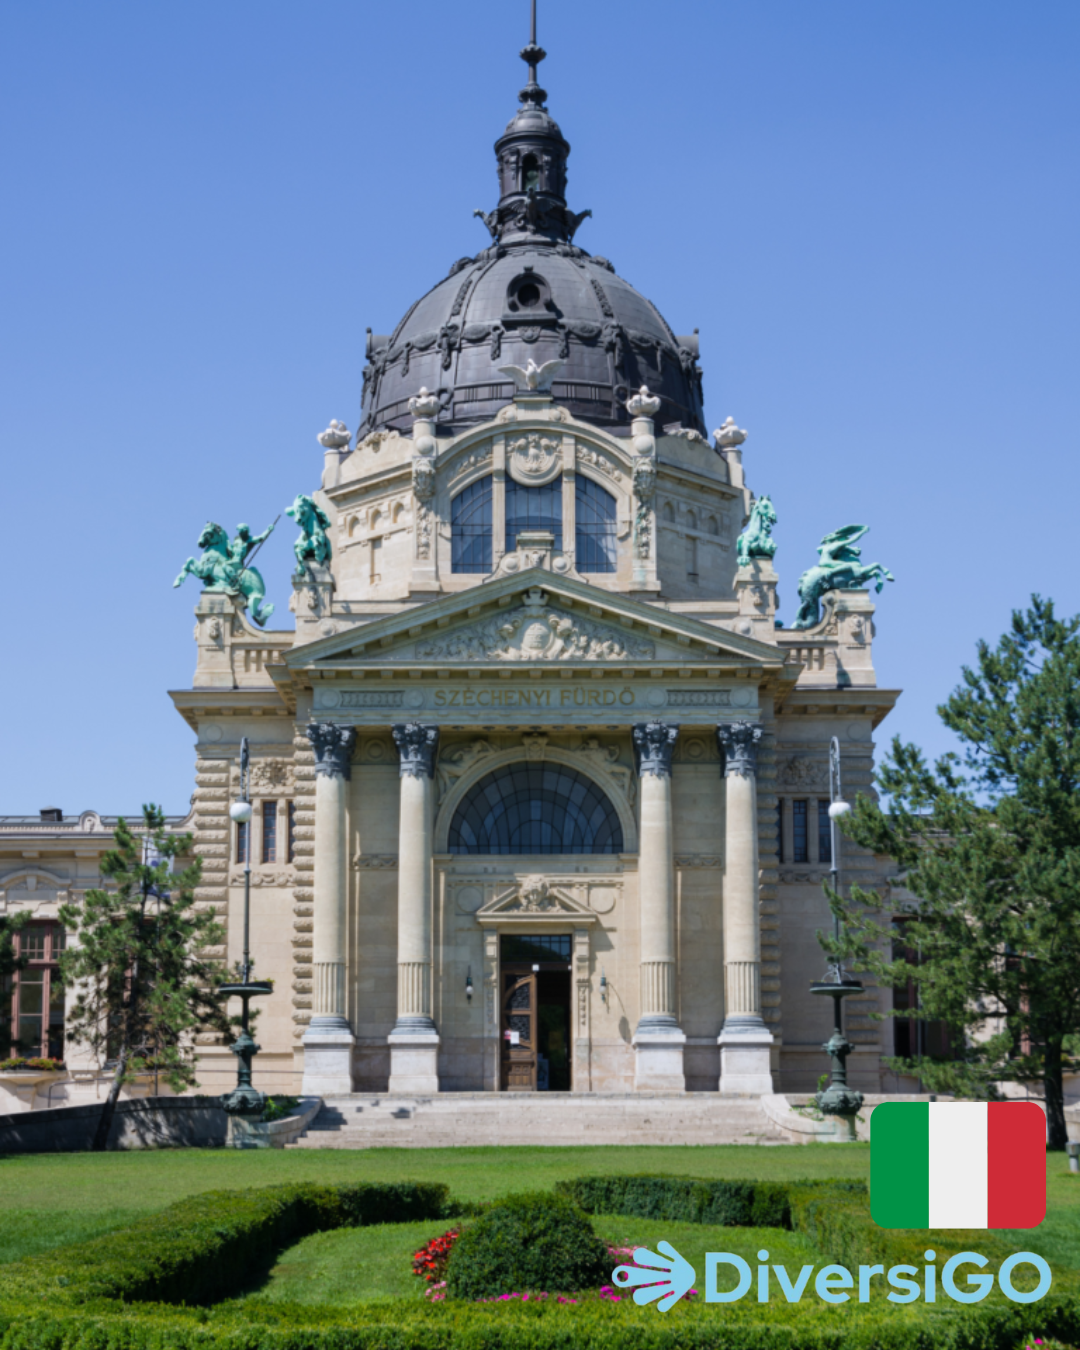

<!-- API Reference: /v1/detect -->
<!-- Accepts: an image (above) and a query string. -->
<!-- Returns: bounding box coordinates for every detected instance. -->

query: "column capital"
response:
[717,722,762,778]
[633,721,679,779]
[393,723,440,779]
[306,722,357,780]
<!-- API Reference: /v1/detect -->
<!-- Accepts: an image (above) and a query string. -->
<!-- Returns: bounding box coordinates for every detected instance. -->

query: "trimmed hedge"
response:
[3,1290,1080,1350]
[556,1173,794,1228]
[446,1191,608,1299]
[0,1180,449,1309]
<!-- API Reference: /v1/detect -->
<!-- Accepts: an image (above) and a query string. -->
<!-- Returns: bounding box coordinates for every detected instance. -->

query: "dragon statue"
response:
[173,522,276,627]
[792,524,894,629]
[286,493,332,568]
[736,495,778,569]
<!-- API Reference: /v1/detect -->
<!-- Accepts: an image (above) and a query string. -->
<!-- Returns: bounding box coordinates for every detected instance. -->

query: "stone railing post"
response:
[388,722,441,1092]
[631,720,685,1089]
[716,721,775,1094]
[301,721,357,1095]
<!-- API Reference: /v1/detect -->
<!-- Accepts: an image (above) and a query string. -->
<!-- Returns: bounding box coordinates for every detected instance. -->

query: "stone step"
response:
[287,1093,789,1148]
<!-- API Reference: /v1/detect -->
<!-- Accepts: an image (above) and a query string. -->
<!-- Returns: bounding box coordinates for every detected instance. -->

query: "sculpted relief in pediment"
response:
[413,588,654,663]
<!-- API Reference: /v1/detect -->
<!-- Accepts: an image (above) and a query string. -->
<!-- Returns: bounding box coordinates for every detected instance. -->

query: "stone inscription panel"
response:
[314,682,755,721]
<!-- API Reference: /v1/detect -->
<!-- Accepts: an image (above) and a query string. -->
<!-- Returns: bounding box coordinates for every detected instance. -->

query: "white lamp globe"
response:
[230,801,253,824]
[828,801,852,820]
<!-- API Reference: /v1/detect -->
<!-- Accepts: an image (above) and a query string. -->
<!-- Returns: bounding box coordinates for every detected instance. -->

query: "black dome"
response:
[358,29,705,439]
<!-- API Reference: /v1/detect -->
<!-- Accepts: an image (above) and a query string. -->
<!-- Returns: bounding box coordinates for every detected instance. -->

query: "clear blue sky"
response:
[2,1,1077,816]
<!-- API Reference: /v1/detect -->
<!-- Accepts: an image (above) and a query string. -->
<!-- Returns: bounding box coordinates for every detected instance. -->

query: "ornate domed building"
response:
[1,16,903,1134]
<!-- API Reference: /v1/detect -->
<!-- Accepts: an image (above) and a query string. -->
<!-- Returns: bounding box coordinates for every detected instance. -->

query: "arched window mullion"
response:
[448,763,623,855]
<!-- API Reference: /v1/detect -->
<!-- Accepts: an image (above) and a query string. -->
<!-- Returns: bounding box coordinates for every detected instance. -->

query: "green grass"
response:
[1,1144,1076,1279]
[240,1216,826,1306]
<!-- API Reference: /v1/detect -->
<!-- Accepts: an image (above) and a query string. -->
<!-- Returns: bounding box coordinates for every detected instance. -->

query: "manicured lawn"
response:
[240,1217,825,1306]
[1,1143,1076,1277]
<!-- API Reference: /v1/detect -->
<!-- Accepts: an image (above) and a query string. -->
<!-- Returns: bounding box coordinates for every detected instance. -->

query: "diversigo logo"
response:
[613,1100,1050,1315]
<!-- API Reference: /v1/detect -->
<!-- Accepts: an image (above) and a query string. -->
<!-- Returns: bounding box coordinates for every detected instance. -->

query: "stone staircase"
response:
[288,1093,789,1148]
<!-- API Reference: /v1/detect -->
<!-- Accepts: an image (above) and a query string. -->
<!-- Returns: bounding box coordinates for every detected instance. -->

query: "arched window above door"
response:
[447,763,624,855]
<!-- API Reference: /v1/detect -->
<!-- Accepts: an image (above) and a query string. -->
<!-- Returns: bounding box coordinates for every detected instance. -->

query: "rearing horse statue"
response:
[173,522,276,628]
[792,524,894,630]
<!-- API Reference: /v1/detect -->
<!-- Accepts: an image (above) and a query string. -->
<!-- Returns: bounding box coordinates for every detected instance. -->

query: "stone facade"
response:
[160,385,901,1099]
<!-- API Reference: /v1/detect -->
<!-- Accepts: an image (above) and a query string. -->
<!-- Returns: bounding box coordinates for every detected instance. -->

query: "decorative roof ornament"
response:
[519,0,548,110]
[471,0,591,247]
[498,357,564,393]
[714,417,748,450]
[317,419,351,451]
[408,387,441,419]
[792,525,894,630]
[626,385,661,418]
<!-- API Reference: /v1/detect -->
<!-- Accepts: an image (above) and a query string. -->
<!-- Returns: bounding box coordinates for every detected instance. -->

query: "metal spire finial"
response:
[519,0,547,105]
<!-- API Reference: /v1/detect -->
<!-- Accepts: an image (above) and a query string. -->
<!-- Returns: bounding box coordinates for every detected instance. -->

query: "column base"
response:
[301,1023,355,1096]
[718,1024,775,1095]
[388,1031,441,1093]
[632,1027,686,1091]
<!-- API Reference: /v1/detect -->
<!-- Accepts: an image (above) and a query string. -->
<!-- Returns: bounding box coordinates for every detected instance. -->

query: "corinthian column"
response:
[716,721,774,1094]
[388,722,441,1092]
[631,721,685,1090]
[301,721,357,1096]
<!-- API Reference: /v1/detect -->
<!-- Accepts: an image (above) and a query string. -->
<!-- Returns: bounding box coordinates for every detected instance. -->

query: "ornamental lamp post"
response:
[220,736,272,1117]
[809,736,865,1140]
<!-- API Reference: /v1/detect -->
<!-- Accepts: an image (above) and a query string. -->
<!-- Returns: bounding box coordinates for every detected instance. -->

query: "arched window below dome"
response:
[575,476,617,573]
[448,764,624,855]
[451,476,492,574]
[521,153,540,193]
[506,477,563,552]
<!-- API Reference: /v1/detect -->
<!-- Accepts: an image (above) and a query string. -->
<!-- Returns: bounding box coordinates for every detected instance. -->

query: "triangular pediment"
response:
[475,876,598,925]
[285,569,783,672]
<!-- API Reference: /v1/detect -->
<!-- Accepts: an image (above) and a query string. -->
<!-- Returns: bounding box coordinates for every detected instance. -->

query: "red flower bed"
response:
[412,1228,461,1283]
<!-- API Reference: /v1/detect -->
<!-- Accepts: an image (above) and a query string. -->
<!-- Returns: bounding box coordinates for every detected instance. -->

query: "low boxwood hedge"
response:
[1,1175,1076,1350]
[0,1180,449,1310]
[556,1173,794,1228]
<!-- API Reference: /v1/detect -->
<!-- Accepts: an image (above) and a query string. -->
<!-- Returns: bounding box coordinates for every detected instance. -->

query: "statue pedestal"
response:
[733,558,779,639]
[290,565,335,640]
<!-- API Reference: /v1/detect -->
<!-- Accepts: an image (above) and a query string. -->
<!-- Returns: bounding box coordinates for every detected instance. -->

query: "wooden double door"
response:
[500,965,572,1091]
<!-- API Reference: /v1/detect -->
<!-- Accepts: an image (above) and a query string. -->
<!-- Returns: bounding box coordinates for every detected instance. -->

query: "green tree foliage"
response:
[828,597,1080,1148]
[59,806,229,1150]
[0,909,29,1054]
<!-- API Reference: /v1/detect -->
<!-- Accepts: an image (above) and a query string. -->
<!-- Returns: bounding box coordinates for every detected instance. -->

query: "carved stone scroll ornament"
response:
[412,458,436,561]
[306,722,357,780]
[716,722,763,779]
[435,738,496,800]
[507,433,562,486]
[778,756,828,788]
[413,588,655,662]
[633,722,679,779]
[632,458,656,561]
[392,723,440,779]
[248,759,294,794]
[577,737,635,803]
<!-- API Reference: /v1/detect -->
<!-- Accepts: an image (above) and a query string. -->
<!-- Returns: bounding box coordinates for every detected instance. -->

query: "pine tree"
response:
[59,805,230,1151]
[830,597,1080,1149]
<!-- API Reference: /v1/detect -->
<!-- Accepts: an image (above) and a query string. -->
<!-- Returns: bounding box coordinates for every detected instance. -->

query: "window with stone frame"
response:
[261,800,278,864]
[817,799,832,864]
[791,799,809,863]
[574,476,617,573]
[891,918,954,1062]
[287,801,297,864]
[450,475,493,574]
[449,763,623,855]
[2,922,66,1060]
[505,476,563,552]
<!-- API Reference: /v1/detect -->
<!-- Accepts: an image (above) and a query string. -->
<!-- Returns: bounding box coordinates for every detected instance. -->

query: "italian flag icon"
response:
[871,1101,1046,1229]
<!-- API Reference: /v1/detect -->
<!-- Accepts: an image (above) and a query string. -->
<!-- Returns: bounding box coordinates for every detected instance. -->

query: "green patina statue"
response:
[286,493,332,568]
[173,522,276,627]
[792,524,894,630]
[737,495,778,569]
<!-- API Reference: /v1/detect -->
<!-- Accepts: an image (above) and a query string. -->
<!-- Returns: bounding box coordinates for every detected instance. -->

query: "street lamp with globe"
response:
[220,737,272,1117]
[809,737,864,1138]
